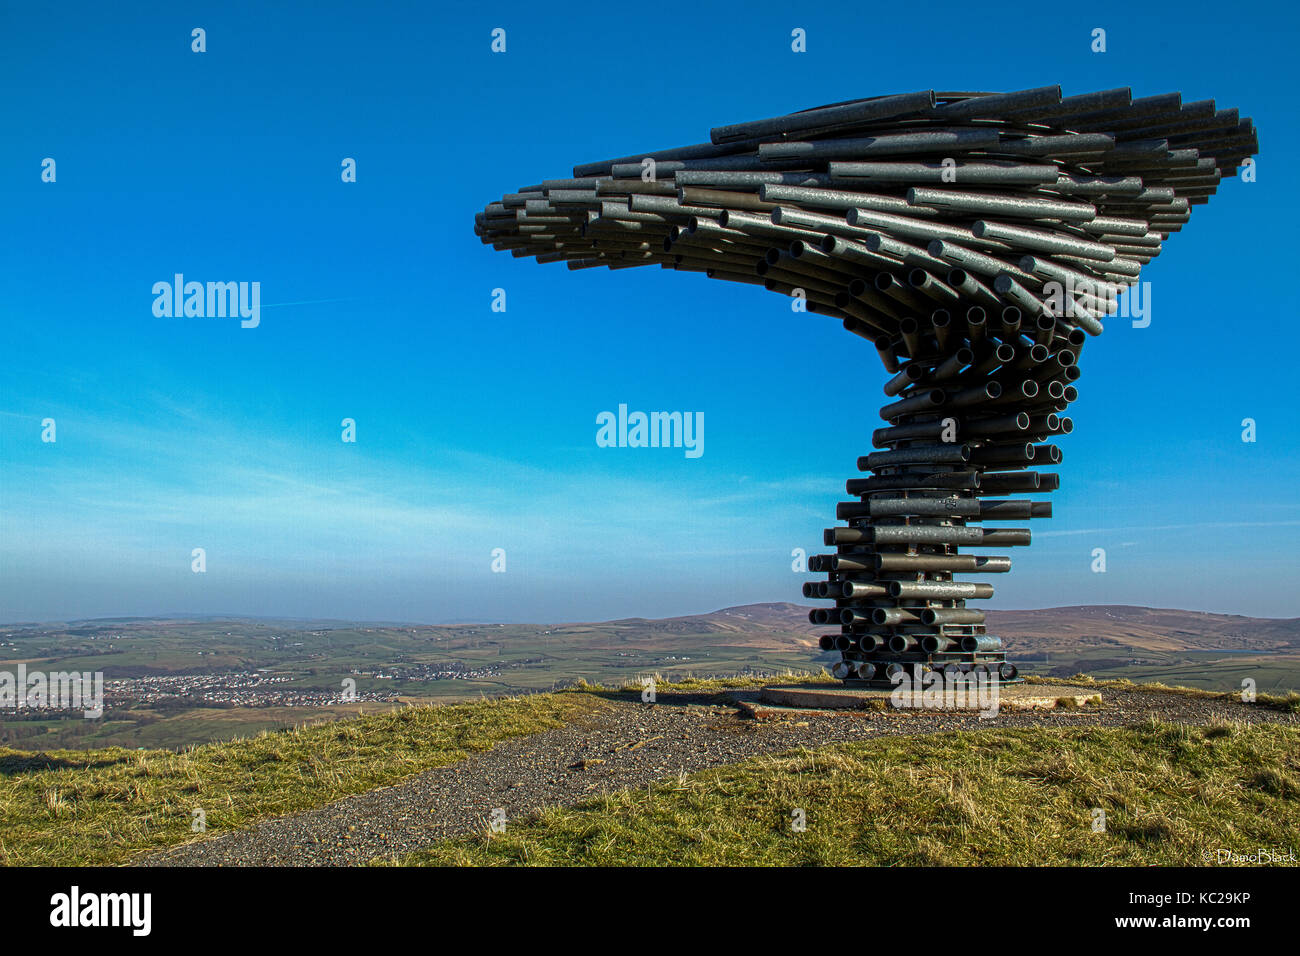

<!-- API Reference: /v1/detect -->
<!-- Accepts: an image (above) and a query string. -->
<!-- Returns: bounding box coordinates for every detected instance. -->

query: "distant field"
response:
[0,704,395,752]
[2,604,1297,750]
[1020,651,1300,695]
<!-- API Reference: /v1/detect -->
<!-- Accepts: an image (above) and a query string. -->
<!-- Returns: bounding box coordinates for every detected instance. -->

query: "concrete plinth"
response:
[754,682,1102,714]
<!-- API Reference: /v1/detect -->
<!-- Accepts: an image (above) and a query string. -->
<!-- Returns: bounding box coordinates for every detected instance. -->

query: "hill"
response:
[1,676,1296,867]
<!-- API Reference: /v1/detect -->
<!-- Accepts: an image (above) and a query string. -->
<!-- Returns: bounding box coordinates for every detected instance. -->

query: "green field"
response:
[0,615,823,750]
[1018,650,1300,695]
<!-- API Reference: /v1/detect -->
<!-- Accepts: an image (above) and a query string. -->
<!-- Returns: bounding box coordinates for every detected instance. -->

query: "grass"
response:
[0,692,606,866]
[389,719,1300,867]
[5,673,1296,867]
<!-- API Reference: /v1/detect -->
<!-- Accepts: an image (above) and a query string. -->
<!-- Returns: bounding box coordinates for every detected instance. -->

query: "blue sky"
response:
[2,1,1297,623]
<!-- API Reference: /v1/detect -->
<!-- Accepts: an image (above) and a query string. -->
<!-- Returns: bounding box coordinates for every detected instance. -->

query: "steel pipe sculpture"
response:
[475,87,1257,686]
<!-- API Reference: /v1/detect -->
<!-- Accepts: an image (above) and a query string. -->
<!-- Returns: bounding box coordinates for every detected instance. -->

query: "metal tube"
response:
[977,222,1115,261]
[944,381,1002,408]
[762,184,942,218]
[920,635,959,653]
[970,342,1015,376]
[857,635,883,654]
[931,346,974,381]
[928,239,1037,285]
[887,633,918,652]
[858,444,972,470]
[932,308,955,352]
[869,526,986,545]
[909,188,1098,222]
[890,581,994,599]
[770,128,999,162]
[959,636,1004,653]
[841,580,891,599]
[873,554,1012,573]
[846,471,982,493]
[861,497,982,518]
[899,316,924,356]
[882,364,926,397]
[934,86,1062,119]
[710,89,936,144]
[828,161,1057,185]
[875,608,923,627]
[977,472,1045,493]
[961,411,1032,437]
[879,388,946,421]
[944,268,1001,309]
[921,609,986,626]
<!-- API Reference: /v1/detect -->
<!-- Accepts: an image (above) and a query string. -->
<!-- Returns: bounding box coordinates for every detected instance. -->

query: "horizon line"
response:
[3,601,1296,630]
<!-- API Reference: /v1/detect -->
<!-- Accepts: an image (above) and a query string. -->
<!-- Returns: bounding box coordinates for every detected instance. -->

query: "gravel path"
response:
[138,687,1297,866]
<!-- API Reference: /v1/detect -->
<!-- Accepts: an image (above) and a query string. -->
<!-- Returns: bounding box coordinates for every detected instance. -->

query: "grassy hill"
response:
[0,677,1296,867]
[391,719,1300,867]
[0,692,606,866]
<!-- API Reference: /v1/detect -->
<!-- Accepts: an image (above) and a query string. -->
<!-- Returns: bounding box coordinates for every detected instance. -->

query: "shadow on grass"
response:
[0,749,136,776]
[581,688,749,709]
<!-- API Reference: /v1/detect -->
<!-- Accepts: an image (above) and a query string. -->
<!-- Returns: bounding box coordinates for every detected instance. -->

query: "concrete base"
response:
[755,682,1102,714]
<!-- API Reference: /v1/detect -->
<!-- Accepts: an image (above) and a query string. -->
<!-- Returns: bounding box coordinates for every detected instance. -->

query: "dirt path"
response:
[138,687,1296,866]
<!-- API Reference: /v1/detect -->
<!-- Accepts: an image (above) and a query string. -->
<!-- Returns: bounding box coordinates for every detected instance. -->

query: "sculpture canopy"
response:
[474,85,1255,367]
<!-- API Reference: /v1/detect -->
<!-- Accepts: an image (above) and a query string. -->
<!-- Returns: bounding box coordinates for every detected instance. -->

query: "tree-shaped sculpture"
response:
[475,87,1257,685]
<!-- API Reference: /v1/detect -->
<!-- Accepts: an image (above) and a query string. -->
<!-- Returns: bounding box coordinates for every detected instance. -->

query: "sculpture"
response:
[475,87,1256,684]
